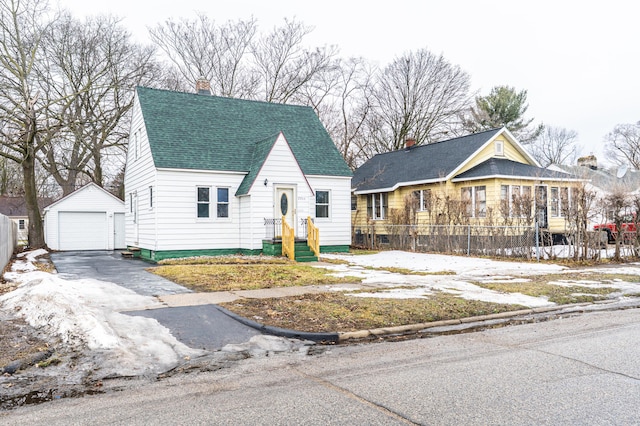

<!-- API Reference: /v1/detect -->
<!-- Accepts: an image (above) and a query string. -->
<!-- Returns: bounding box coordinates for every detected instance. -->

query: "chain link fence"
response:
[352,224,629,261]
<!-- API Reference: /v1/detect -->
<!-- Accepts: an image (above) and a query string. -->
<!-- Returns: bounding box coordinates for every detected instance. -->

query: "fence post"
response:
[467,224,471,256]
[535,222,540,262]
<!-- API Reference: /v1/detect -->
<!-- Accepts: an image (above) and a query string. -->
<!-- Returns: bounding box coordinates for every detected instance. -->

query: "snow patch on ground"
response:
[1,250,204,377]
[321,251,640,308]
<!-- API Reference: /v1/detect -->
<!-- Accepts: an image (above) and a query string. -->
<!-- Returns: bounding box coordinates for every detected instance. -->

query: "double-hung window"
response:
[461,186,486,218]
[367,193,388,220]
[217,188,229,218]
[197,187,210,218]
[412,189,431,212]
[316,190,330,218]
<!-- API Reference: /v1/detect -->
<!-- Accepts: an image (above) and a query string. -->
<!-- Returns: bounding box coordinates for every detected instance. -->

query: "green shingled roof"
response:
[136,86,352,178]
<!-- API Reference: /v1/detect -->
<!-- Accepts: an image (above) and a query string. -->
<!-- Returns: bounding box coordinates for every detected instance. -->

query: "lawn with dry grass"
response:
[150,261,361,292]
[221,292,525,333]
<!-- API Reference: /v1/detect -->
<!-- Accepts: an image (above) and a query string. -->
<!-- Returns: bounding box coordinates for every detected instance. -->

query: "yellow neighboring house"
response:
[351,128,584,240]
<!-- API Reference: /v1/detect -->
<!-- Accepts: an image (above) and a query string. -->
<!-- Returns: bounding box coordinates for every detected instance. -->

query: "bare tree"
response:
[149,14,258,97]
[252,18,338,103]
[366,48,472,154]
[0,154,23,195]
[604,121,640,168]
[312,57,375,169]
[530,126,580,167]
[0,0,59,248]
[39,13,159,196]
[601,187,632,261]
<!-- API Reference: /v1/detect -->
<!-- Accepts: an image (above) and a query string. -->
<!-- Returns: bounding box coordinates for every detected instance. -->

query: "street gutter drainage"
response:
[217,299,640,345]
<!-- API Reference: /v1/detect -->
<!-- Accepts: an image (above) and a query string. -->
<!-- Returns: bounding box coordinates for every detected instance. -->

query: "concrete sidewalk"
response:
[155,283,367,308]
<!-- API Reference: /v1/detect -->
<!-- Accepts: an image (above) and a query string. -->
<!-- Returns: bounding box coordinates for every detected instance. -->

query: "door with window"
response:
[535,185,548,228]
[275,187,295,230]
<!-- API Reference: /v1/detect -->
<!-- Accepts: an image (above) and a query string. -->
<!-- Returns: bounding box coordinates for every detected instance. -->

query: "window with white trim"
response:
[216,187,229,218]
[149,186,153,208]
[18,219,25,230]
[550,187,560,217]
[412,189,432,212]
[197,187,210,218]
[461,186,486,218]
[495,140,504,156]
[367,193,388,220]
[315,190,330,218]
[501,185,533,217]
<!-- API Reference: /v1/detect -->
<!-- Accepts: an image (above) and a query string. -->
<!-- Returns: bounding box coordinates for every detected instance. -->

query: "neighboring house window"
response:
[550,187,559,217]
[502,185,533,218]
[475,186,486,217]
[461,186,486,218]
[412,189,432,212]
[495,140,504,156]
[216,187,229,218]
[18,219,25,230]
[316,190,330,218]
[560,187,570,216]
[197,187,210,218]
[367,193,388,220]
[461,187,472,217]
[351,194,357,211]
[500,185,509,216]
[149,186,153,208]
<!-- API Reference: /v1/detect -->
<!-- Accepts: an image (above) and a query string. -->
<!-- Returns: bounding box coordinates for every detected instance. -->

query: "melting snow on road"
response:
[1,250,204,377]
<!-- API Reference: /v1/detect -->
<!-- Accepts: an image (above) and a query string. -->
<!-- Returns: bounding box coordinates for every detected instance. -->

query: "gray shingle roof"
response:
[352,129,503,192]
[136,87,352,179]
[453,158,577,181]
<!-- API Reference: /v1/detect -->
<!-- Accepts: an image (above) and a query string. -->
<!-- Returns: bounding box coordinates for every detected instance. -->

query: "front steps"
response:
[262,239,318,262]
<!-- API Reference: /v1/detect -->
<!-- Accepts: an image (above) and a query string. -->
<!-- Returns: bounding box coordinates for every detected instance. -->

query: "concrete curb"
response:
[214,299,640,345]
[214,305,340,344]
[337,300,640,342]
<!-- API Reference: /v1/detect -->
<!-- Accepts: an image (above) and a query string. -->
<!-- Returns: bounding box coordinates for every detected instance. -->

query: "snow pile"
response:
[1,250,204,377]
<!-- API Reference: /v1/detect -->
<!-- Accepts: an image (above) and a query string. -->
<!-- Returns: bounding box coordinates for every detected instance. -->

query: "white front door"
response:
[275,187,295,230]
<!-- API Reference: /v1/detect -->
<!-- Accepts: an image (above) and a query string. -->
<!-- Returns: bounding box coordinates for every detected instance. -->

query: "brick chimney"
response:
[405,137,416,149]
[196,77,211,95]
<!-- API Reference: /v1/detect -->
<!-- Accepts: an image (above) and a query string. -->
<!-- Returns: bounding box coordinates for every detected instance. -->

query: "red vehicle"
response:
[594,213,637,243]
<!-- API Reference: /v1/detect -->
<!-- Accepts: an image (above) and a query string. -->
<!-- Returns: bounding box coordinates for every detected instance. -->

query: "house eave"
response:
[451,174,586,183]
[156,167,248,176]
[354,178,445,195]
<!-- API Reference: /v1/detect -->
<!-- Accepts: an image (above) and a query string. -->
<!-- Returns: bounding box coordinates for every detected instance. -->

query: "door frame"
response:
[274,185,296,231]
[535,185,548,229]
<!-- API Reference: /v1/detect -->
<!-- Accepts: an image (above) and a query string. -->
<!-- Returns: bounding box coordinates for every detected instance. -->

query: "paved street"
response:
[4,307,640,425]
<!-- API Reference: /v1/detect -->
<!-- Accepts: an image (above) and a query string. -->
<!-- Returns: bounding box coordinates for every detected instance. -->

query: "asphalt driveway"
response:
[50,251,262,350]
[50,250,190,297]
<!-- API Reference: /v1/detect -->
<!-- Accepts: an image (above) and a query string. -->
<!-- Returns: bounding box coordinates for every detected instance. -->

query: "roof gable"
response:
[136,87,352,178]
[44,182,124,211]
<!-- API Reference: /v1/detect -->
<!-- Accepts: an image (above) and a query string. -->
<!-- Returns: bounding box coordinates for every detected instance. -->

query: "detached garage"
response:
[44,183,126,251]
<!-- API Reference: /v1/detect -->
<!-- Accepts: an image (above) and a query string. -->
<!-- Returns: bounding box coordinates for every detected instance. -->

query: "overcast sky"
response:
[57,0,639,166]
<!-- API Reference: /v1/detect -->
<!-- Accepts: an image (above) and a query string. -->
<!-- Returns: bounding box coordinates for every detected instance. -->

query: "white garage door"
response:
[59,212,108,250]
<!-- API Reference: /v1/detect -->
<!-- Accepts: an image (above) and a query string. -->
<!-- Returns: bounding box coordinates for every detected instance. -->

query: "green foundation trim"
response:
[134,248,261,262]
[319,245,350,253]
